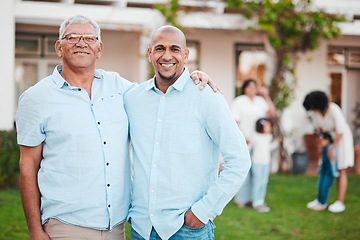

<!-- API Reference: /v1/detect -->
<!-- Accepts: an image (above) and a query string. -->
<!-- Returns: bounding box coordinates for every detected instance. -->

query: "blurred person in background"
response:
[249,118,280,212]
[303,91,354,213]
[231,79,276,208]
[307,132,339,211]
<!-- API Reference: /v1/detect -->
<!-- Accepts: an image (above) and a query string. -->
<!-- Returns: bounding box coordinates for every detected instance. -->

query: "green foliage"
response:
[0,130,20,188]
[155,0,182,28]
[226,0,347,111]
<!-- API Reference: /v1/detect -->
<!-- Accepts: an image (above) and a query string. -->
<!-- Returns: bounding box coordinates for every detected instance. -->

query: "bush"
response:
[0,130,20,188]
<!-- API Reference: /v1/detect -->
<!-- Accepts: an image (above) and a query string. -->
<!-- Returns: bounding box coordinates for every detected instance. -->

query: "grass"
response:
[1,174,359,240]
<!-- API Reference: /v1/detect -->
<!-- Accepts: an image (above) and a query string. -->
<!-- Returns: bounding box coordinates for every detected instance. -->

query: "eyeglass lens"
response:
[64,34,98,44]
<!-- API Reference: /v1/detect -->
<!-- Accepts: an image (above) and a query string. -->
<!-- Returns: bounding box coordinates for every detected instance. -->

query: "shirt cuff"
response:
[191,202,211,225]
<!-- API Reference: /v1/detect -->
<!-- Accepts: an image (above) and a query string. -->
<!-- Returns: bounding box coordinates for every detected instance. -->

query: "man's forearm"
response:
[19,159,46,239]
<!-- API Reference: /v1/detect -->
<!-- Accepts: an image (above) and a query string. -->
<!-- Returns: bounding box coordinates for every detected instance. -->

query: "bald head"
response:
[147,25,189,92]
[150,25,186,48]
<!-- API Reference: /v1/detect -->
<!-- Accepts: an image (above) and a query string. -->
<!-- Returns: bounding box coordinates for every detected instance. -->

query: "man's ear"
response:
[55,40,62,58]
[96,42,104,59]
[147,47,152,63]
[184,48,189,64]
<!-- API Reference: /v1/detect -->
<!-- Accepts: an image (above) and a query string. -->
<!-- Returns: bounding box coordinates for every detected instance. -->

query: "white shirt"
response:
[231,95,269,140]
[124,69,251,240]
[311,103,354,169]
[250,133,278,165]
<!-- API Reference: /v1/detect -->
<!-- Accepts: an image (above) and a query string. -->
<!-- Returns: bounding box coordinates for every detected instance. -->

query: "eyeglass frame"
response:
[61,33,99,45]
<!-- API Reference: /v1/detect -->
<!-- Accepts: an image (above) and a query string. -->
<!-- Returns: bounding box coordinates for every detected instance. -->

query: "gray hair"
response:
[59,15,101,44]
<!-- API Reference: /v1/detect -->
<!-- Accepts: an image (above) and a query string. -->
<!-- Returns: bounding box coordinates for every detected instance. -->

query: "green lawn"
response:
[1,175,359,240]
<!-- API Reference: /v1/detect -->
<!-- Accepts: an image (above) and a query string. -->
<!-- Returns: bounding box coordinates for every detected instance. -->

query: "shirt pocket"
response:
[168,122,201,154]
[102,92,127,126]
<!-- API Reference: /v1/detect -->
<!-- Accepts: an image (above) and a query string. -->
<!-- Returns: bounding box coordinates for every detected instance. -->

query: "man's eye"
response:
[84,37,96,42]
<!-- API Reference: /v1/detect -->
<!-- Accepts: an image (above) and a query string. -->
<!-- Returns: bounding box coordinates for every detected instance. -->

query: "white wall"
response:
[185,29,265,104]
[97,30,141,83]
[282,41,329,135]
[0,0,15,130]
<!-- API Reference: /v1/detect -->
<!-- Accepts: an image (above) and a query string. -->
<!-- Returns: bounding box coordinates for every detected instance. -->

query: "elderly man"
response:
[124,25,251,240]
[16,15,215,240]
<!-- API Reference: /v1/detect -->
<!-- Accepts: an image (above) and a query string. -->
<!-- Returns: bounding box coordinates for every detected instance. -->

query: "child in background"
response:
[249,118,279,212]
[307,132,339,211]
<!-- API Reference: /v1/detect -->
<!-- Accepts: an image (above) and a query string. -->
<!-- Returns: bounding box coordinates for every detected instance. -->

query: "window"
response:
[235,44,267,96]
[328,46,360,69]
[186,41,200,73]
[327,48,345,66]
[15,35,41,55]
[15,33,61,101]
[15,33,58,58]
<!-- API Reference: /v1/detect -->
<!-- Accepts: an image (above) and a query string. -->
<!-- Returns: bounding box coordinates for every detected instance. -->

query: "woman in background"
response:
[303,91,354,213]
[231,79,276,208]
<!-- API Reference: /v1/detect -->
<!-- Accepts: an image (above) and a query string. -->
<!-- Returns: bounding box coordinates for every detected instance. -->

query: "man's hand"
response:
[30,230,50,240]
[190,70,222,93]
[184,209,205,229]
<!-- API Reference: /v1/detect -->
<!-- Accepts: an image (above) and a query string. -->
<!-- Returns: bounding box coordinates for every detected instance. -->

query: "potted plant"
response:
[283,127,310,175]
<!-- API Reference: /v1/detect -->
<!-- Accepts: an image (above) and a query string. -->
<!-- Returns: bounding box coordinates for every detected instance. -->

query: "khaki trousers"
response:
[43,218,125,240]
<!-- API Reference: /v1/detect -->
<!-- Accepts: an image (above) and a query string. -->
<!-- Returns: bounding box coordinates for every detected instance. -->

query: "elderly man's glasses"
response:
[61,34,98,44]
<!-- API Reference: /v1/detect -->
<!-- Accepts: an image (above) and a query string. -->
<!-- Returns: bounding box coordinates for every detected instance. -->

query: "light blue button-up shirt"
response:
[124,68,251,240]
[16,66,133,230]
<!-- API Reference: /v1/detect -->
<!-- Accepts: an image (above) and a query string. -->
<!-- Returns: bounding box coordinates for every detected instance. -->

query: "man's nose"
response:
[76,37,88,46]
[162,49,172,60]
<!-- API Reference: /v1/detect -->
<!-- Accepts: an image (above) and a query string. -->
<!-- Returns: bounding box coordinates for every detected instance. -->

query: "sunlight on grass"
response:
[1,175,359,240]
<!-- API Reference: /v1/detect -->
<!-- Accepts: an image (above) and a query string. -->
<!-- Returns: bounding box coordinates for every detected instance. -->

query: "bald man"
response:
[124,25,251,240]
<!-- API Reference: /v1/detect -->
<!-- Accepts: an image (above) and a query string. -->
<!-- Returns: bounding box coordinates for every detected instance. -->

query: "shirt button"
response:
[151,189,155,193]
[97,122,100,125]
[153,164,157,168]
[150,213,154,217]
[106,163,109,166]
[78,88,81,91]
[158,119,162,123]
[108,204,111,208]
[162,96,165,99]
[155,142,159,145]
[107,184,110,187]
[104,141,107,144]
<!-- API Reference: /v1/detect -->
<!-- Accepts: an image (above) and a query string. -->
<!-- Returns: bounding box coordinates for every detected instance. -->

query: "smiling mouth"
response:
[160,63,175,67]
[74,52,90,55]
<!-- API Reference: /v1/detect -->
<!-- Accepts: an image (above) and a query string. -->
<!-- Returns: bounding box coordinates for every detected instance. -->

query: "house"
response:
[2,0,360,152]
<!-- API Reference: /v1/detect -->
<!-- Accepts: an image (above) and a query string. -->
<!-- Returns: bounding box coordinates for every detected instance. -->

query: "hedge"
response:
[0,130,20,188]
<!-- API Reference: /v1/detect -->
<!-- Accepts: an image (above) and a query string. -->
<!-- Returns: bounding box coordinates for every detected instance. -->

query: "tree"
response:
[156,0,181,29]
[226,0,346,110]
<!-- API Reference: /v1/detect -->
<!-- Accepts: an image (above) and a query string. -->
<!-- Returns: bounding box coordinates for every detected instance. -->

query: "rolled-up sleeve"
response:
[16,91,45,147]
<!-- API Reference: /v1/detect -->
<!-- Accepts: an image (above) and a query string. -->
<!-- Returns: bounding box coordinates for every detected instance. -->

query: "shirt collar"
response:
[52,65,102,88]
[146,67,190,93]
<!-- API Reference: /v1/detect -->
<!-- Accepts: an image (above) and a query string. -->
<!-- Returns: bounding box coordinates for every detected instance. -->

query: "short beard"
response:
[158,71,177,81]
